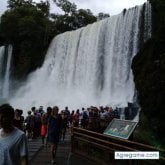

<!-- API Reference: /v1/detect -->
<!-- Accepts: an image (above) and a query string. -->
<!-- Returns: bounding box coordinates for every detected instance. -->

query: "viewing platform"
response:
[28,127,165,165]
[28,129,94,165]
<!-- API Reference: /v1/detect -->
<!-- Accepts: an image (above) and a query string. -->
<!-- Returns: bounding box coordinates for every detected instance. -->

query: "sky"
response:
[0,0,147,16]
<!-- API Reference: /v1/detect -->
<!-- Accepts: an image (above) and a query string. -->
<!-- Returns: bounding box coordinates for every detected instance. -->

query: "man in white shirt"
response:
[0,104,28,165]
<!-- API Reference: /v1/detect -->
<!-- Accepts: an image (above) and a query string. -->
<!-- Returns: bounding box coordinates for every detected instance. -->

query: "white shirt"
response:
[0,127,28,165]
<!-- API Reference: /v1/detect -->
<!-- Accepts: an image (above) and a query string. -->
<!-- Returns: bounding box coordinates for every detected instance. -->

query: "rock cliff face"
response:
[132,0,165,147]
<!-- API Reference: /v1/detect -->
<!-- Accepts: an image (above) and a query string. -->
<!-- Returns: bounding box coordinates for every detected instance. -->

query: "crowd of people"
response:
[0,103,123,165]
[22,105,120,140]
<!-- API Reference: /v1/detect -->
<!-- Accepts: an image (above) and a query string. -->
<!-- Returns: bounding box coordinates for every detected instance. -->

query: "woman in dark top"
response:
[13,109,24,130]
[47,106,61,164]
[60,111,68,142]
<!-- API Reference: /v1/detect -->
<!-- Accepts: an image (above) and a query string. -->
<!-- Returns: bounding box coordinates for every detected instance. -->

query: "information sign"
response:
[104,118,138,139]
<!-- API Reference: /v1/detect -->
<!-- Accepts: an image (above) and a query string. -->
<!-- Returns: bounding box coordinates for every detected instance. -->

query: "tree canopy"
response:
[0,1,55,78]
[51,0,97,32]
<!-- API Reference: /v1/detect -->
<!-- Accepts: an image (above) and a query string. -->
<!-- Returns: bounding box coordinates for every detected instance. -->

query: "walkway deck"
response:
[28,129,95,165]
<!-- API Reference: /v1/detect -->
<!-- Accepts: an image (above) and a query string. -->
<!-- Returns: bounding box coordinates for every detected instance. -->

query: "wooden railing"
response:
[71,127,165,165]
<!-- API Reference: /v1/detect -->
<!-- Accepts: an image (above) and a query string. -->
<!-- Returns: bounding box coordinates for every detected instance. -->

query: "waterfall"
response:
[0,46,5,77]
[144,2,152,42]
[0,46,5,97]
[9,3,152,111]
[120,108,125,120]
[2,45,13,99]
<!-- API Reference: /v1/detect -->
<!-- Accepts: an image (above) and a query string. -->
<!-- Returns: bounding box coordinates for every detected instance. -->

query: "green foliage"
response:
[54,0,77,15]
[36,0,50,17]
[134,112,159,146]
[0,1,55,78]
[97,12,110,21]
[51,0,97,32]
[76,9,97,27]
[7,0,33,9]
[132,0,165,147]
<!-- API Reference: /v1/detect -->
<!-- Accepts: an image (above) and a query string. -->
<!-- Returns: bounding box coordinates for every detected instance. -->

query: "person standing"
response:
[60,111,67,142]
[47,106,61,164]
[25,111,35,140]
[64,106,70,128]
[41,113,48,145]
[0,104,28,165]
[73,109,80,127]
[13,109,24,130]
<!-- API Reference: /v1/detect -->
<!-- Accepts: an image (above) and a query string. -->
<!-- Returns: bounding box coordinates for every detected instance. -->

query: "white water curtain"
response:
[9,3,152,112]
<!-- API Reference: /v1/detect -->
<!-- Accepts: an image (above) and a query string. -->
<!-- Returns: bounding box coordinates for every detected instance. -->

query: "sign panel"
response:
[103,118,138,139]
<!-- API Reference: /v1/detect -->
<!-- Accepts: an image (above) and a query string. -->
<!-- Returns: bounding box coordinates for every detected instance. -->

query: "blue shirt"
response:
[0,127,28,165]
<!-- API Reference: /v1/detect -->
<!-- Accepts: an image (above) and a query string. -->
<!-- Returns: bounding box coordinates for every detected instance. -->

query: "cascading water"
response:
[144,2,152,42]
[2,45,13,99]
[9,3,152,111]
[0,46,5,98]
